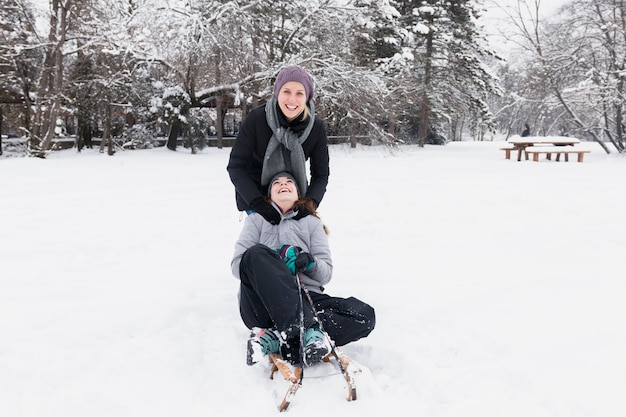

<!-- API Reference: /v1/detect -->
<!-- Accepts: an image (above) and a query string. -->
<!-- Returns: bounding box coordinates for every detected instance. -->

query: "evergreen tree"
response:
[0,0,41,137]
[386,0,501,144]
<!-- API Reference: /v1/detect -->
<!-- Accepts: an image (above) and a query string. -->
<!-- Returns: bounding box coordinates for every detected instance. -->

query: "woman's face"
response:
[270,176,298,211]
[277,81,307,121]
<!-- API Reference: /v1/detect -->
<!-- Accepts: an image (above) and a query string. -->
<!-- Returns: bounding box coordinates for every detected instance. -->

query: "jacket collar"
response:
[271,201,297,220]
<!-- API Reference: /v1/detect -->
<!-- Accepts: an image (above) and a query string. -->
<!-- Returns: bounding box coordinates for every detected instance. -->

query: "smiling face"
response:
[270,176,299,212]
[277,81,307,121]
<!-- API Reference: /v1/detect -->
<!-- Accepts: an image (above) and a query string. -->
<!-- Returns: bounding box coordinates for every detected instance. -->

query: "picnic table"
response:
[501,136,586,162]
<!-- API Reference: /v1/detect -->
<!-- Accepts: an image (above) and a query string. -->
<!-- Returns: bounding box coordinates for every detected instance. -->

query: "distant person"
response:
[521,123,531,137]
[226,65,330,225]
[231,172,375,366]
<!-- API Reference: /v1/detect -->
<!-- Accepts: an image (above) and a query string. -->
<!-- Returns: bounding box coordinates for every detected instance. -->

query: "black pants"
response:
[239,244,375,346]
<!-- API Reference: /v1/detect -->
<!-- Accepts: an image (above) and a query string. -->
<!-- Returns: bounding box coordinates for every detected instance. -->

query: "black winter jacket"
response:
[227,103,330,211]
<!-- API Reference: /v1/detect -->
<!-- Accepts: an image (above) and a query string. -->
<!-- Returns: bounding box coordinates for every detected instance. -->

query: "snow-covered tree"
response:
[495,0,625,153]
[0,0,41,142]
[6,0,507,156]
[121,0,400,147]
[378,0,502,145]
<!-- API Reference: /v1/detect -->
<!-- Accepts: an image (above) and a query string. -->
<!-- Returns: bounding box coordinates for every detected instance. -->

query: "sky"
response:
[482,0,568,27]
[481,0,569,55]
[1,139,625,416]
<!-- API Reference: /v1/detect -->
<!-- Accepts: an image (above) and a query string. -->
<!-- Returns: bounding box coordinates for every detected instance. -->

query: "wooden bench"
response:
[500,146,522,160]
[524,146,590,162]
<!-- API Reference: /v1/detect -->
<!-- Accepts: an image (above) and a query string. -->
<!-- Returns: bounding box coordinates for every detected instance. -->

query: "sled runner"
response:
[268,349,358,412]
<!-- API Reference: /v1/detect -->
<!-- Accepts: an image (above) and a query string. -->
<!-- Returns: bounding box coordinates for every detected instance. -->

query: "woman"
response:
[227,65,330,225]
[231,172,375,366]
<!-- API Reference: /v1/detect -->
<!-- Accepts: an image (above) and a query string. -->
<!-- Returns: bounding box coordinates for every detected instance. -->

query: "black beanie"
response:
[267,172,300,198]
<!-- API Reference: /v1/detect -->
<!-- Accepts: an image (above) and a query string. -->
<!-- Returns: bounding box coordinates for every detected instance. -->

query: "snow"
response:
[1,140,625,416]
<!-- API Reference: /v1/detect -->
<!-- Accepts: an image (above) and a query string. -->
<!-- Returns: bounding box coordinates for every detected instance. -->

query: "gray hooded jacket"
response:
[231,203,332,294]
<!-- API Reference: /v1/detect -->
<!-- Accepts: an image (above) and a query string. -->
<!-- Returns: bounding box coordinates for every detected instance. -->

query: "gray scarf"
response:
[261,96,315,197]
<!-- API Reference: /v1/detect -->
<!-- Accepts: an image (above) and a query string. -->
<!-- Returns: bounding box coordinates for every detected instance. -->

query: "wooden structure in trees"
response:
[0,86,27,155]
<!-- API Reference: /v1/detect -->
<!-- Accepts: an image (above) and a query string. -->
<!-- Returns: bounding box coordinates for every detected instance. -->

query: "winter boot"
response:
[247,328,281,365]
[303,324,330,366]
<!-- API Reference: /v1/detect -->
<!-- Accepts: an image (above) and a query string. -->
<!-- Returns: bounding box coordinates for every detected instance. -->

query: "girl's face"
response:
[270,176,298,212]
[277,81,307,121]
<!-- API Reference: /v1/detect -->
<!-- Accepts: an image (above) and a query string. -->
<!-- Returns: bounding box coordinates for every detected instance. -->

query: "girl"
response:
[231,172,375,366]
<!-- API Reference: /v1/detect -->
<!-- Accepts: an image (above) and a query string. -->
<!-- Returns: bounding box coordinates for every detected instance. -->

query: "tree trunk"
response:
[99,97,114,155]
[166,119,181,151]
[0,106,3,155]
[450,119,457,142]
[32,0,68,155]
[214,47,223,149]
[614,80,625,152]
[418,12,434,147]
[388,115,396,138]
[107,103,114,156]
[76,119,92,152]
[216,95,224,149]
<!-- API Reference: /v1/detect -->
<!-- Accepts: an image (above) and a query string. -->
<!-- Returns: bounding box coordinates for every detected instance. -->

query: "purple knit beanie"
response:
[273,65,314,101]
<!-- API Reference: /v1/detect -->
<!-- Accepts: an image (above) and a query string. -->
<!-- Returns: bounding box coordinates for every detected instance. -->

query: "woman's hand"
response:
[250,197,281,225]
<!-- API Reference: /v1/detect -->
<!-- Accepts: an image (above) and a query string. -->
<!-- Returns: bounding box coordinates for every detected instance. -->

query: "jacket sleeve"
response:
[227,114,265,207]
[305,117,330,206]
[231,215,263,279]
[301,218,333,287]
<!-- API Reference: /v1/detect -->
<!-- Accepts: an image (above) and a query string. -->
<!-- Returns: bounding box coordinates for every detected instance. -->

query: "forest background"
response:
[1,0,626,157]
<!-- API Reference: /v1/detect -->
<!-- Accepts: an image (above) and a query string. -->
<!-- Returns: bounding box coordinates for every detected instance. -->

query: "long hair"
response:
[293,198,318,218]
[263,196,329,235]
[293,198,329,235]
[300,103,311,120]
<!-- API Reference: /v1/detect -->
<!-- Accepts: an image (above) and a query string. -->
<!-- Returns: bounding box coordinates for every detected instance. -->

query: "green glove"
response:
[275,245,314,274]
[276,244,301,274]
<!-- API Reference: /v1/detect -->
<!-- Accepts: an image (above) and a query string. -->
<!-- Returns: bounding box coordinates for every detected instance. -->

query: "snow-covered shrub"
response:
[121,125,158,149]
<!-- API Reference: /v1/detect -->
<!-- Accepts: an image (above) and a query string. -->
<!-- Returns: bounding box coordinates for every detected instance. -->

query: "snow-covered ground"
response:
[1,140,624,417]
